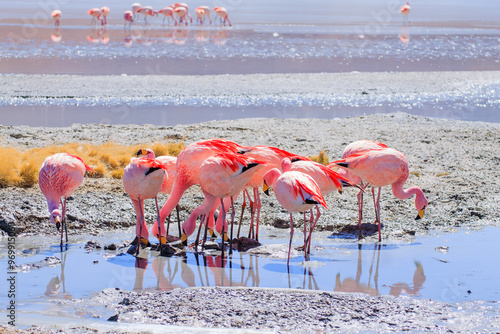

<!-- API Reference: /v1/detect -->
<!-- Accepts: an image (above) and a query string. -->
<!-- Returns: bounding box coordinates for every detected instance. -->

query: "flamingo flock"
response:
[39,138,428,265]
[51,3,232,27]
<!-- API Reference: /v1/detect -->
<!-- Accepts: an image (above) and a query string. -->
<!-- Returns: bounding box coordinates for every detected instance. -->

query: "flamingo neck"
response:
[391,181,423,201]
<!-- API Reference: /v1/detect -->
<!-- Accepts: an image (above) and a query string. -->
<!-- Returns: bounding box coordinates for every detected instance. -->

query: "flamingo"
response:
[153,139,245,243]
[124,10,134,27]
[38,153,94,245]
[100,6,109,25]
[180,153,264,249]
[173,6,188,26]
[330,147,428,242]
[213,7,231,26]
[263,158,328,266]
[158,7,177,25]
[132,2,142,21]
[87,8,103,26]
[400,1,411,23]
[289,158,359,252]
[173,3,193,23]
[51,10,61,26]
[195,8,205,25]
[123,149,168,253]
[196,6,212,24]
[329,140,388,239]
[137,6,157,23]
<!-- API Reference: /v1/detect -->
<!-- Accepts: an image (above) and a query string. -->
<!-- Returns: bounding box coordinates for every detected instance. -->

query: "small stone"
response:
[107,314,119,322]
[93,260,99,264]
[104,243,117,251]
[434,246,449,253]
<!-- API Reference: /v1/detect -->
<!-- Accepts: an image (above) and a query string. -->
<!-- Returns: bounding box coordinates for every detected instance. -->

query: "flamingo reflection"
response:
[50,28,62,43]
[87,28,109,44]
[399,24,410,46]
[44,251,72,299]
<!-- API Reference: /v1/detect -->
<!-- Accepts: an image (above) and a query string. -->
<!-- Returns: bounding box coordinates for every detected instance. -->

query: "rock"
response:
[232,236,261,252]
[104,243,117,251]
[107,314,119,322]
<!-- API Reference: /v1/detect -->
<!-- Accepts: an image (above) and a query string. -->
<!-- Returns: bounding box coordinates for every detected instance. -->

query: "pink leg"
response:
[247,190,256,239]
[373,187,382,242]
[254,188,261,242]
[307,206,321,255]
[303,211,308,253]
[237,189,248,238]
[288,213,294,267]
[154,180,190,239]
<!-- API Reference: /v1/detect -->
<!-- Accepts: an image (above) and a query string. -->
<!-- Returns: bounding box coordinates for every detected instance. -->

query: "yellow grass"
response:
[308,150,329,165]
[0,141,184,188]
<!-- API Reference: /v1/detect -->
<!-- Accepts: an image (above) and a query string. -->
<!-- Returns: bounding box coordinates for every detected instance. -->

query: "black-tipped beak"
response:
[181,232,188,246]
[263,181,270,196]
[56,222,61,231]
[415,207,426,220]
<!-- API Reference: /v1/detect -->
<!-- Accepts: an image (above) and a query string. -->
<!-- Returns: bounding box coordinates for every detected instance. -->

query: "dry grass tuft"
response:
[0,141,184,188]
[308,150,329,165]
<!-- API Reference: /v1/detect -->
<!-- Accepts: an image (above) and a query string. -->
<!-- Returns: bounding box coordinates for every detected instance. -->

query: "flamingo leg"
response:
[220,198,226,259]
[287,213,294,267]
[357,189,364,239]
[155,197,163,248]
[201,214,209,250]
[307,206,321,256]
[254,188,261,242]
[374,187,382,242]
[237,190,248,238]
[247,190,256,239]
[229,197,236,255]
[195,214,204,249]
[303,211,307,257]
[176,205,182,238]
[137,199,145,256]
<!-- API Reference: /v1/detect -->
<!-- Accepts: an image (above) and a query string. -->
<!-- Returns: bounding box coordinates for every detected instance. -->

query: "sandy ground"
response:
[1,113,499,241]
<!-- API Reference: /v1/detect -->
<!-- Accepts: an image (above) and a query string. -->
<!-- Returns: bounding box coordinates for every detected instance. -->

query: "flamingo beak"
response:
[263,181,269,196]
[181,232,188,246]
[415,207,426,220]
[55,216,61,231]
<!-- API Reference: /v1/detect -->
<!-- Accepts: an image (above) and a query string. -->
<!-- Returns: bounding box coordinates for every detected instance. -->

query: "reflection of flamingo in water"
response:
[399,24,410,46]
[334,244,381,296]
[51,27,62,43]
[45,251,72,299]
[389,261,426,296]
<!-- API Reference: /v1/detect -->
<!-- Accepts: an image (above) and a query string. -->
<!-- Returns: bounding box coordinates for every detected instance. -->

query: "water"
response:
[2,226,499,327]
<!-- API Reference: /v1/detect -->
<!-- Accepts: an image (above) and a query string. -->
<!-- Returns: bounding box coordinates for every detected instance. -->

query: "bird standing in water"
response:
[39,153,94,245]
[330,147,427,242]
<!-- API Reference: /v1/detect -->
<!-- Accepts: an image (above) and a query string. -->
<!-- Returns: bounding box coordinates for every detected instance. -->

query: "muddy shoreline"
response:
[1,113,499,240]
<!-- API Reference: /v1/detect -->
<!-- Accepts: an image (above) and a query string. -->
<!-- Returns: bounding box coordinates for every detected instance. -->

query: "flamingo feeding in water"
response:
[124,10,134,26]
[330,147,428,242]
[152,139,245,243]
[100,6,109,25]
[180,152,264,249]
[329,140,388,239]
[158,7,177,25]
[51,10,61,26]
[123,149,168,253]
[196,6,212,24]
[38,153,94,245]
[174,6,188,26]
[263,158,328,266]
[213,7,231,26]
[173,3,193,23]
[87,8,103,25]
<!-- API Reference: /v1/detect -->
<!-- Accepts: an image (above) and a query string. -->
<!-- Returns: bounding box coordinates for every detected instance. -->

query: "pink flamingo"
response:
[124,10,134,27]
[101,6,109,25]
[137,6,157,23]
[51,10,61,26]
[263,158,328,266]
[38,153,94,245]
[330,147,428,242]
[181,153,264,249]
[400,2,411,23]
[158,7,177,25]
[196,6,212,24]
[132,2,142,21]
[173,3,193,23]
[289,158,357,252]
[213,7,231,27]
[174,6,188,26]
[152,139,244,243]
[329,140,388,239]
[123,149,168,252]
[87,8,103,26]
[195,8,205,25]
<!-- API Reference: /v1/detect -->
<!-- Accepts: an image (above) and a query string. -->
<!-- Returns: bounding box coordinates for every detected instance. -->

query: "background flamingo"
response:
[174,6,188,26]
[87,8,103,25]
[158,7,177,25]
[197,6,212,24]
[123,149,167,253]
[213,7,231,26]
[39,153,94,245]
[400,1,411,23]
[263,158,327,265]
[330,147,428,242]
[173,3,193,23]
[100,6,109,25]
[51,10,61,26]
[124,10,134,27]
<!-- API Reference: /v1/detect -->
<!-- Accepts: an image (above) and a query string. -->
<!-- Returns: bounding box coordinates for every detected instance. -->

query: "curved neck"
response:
[391,180,422,201]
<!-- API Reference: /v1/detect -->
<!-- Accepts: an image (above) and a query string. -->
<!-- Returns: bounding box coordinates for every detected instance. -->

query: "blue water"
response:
[1,226,500,327]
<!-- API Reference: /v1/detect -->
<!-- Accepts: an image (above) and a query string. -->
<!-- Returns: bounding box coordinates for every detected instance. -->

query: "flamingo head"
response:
[414,192,428,220]
[263,168,281,195]
[136,148,156,159]
[101,6,109,16]
[51,209,62,230]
